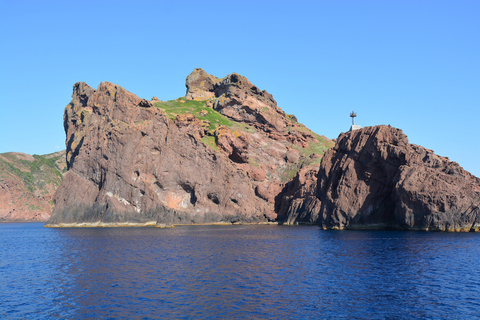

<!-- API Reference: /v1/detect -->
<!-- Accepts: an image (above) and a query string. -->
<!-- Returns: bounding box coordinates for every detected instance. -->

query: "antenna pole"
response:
[350,111,357,125]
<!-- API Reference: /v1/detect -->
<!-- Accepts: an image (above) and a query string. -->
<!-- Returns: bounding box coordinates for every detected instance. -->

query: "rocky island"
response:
[3,68,472,231]
[45,69,333,227]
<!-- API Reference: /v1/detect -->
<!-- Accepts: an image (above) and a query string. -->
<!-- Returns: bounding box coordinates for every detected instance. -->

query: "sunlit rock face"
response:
[46,70,334,227]
[285,125,480,232]
[47,81,271,227]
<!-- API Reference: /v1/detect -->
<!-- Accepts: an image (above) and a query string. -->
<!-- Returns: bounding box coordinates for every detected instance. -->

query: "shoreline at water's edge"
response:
[43,220,480,232]
[43,221,281,228]
[1,220,48,223]
[282,221,480,232]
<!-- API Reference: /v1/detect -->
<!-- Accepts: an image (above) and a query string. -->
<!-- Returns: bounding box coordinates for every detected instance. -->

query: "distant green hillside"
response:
[0,150,66,221]
[0,151,66,193]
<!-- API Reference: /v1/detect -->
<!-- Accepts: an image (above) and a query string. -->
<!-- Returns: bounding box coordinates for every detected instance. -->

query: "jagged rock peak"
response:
[185,68,218,100]
[185,68,291,133]
[285,125,480,232]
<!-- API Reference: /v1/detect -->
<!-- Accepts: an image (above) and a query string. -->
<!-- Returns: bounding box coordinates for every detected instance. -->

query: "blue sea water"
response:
[1,223,479,319]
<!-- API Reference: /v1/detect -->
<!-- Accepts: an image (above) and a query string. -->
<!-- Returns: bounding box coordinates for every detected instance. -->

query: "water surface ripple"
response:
[1,223,479,319]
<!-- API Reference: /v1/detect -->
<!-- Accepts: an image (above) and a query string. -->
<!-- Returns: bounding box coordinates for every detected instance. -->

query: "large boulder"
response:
[185,68,217,100]
[284,125,480,232]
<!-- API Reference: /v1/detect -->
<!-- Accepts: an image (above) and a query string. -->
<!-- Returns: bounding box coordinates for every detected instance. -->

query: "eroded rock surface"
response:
[284,125,480,232]
[47,70,333,227]
[185,69,320,144]
[185,68,217,100]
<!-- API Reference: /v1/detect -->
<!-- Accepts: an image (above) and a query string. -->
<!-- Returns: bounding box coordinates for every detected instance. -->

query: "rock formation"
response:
[185,68,218,100]
[0,151,66,222]
[283,125,480,232]
[19,69,478,231]
[46,69,333,227]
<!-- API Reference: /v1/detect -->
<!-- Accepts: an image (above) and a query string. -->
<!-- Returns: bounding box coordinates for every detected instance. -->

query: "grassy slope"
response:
[155,97,257,151]
[155,97,255,132]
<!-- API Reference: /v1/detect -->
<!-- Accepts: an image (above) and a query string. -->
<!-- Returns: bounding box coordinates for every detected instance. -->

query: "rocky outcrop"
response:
[276,165,320,219]
[0,151,66,222]
[40,71,479,231]
[185,68,218,100]
[46,71,333,227]
[214,126,250,164]
[185,69,319,144]
[284,125,480,232]
[174,113,208,140]
[47,83,264,226]
[212,73,287,132]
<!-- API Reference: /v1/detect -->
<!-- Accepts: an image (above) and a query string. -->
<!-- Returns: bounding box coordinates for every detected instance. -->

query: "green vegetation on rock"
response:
[154,97,255,132]
[0,151,66,193]
[154,96,334,182]
[280,163,301,183]
[295,133,334,157]
[200,135,218,151]
[28,204,42,211]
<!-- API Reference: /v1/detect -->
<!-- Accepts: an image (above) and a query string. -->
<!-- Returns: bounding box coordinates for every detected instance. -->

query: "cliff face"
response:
[38,71,480,230]
[46,69,333,226]
[285,125,480,232]
[0,151,66,221]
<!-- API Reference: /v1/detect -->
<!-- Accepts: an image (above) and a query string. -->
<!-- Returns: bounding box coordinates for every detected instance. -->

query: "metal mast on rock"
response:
[349,111,361,131]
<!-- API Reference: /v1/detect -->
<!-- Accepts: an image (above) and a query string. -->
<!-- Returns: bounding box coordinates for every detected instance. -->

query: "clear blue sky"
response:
[1,0,479,177]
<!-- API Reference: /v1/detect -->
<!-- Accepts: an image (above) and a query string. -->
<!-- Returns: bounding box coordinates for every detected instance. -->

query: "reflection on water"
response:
[1,223,480,319]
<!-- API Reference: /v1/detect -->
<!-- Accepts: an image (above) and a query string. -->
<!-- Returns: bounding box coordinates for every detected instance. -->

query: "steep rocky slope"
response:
[46,69,333,227]
[283,125,480,231]
[0,151,66,221]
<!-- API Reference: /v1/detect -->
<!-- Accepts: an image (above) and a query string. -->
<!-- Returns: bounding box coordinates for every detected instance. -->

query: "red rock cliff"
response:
[46,70,333,226]
[47,82,267,226]
[285,125,480,231]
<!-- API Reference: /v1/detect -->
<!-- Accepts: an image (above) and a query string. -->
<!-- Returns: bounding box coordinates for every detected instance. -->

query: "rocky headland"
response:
[0,151,66,221]
[282,125,480,232]
[40,69,479,231]
[45,69,333,227]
